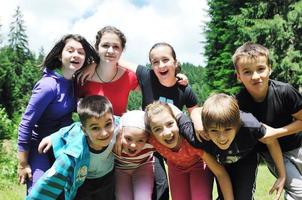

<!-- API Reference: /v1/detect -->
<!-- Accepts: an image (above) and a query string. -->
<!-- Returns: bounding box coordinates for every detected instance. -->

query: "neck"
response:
[60,67,74,80]
[159,78,177,87]
[250,90,268,102]
[96,62,118,83]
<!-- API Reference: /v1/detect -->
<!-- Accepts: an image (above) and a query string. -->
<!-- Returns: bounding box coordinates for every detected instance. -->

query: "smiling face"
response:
[207,126,237,150]
[61,38,86,74]
[149,111,180,150]
[149,45,177,86]
[121,127,148,156]
[82,112,114,151]
[236,55,271,102]
[97,32,123,64]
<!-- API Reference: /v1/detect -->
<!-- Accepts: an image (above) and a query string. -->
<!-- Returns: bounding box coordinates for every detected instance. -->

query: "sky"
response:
[0,0,210,66]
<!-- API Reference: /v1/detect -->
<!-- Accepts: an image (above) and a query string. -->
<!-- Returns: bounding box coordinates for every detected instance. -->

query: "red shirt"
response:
[77,69,138,116]
[149,136,204,169]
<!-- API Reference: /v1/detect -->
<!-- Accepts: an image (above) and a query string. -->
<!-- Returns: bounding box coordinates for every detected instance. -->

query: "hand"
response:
[38,136,52,154]
[195,125,210,142]
[76,62,97,86]
[168,103,182,117]
[259,123,278,144]
[269,177,285,200]
[113,128,123,156]
[176,73,189,86]
[18,164,32,184]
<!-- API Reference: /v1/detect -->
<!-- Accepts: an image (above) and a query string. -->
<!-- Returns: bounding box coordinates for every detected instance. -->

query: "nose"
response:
[163,128,173,139]
[130,143,136,148]
[251,71,260,79]
[107,46,114,53]
[217,132,226,140]
[99,129,109,138]
[158,60,165,68]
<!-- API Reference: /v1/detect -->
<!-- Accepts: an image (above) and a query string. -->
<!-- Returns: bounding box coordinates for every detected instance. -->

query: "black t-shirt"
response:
[236,79,302,152]
[180,111,266,164]
[136,65,198,110]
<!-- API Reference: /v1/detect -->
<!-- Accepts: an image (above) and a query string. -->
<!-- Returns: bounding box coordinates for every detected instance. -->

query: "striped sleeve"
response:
[27,154,74,200]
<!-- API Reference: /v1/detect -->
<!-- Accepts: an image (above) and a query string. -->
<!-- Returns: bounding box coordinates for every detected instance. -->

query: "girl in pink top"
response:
[114,110,155,200]
[144,101,234,200]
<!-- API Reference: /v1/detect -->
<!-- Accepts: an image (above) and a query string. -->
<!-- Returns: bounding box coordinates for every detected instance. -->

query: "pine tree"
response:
[8,6,31,65]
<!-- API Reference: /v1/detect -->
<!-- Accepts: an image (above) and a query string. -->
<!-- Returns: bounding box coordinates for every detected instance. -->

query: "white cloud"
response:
[0,0,209,66]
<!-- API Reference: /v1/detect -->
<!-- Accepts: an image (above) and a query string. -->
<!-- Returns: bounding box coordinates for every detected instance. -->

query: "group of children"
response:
[24,42,301,200]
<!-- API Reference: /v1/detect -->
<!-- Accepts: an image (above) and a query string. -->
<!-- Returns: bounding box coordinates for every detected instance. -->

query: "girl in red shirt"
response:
[144,101,234,200]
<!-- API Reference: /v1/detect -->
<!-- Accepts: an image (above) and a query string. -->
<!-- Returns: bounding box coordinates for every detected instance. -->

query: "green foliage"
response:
[205,0,302,93]
[0,107,17,139]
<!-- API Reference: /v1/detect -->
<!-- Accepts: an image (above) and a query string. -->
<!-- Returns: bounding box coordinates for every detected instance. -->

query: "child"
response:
[187,93,285,199]
[144,101,234,200]
[233,42,302,199]
[114,110,155,200]
[17,34,99,193]
[27,95,118,200]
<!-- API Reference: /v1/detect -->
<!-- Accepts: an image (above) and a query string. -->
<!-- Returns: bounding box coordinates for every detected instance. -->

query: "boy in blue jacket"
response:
[27,95,119,200]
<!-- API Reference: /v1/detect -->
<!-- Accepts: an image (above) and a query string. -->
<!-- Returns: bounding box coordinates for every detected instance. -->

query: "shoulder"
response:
[240,111,261,128]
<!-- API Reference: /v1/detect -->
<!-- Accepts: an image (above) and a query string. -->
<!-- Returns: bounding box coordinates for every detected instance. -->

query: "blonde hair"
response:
[202,93,241,132]
[232,42,270,71]
[144,101,176,132]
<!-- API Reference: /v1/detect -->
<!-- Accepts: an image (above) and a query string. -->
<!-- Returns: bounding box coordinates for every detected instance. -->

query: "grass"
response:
[212,164,284,200]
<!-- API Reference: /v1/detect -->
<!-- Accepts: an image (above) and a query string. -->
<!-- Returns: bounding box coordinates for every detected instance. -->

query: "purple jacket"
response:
[18,68,76,152]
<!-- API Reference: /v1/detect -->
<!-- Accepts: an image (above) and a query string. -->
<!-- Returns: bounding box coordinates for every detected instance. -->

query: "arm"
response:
[189,107,210,141]
[118,59,139,72]
[258,138,286,200]
[77,62,97,85]
[202,152,234,200]
[262,109,302,140]
[17,151,32,184]
[27,154,72,200]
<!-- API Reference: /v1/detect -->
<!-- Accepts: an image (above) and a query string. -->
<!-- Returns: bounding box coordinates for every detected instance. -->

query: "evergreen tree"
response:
[205,0,302,93]
[8,6,31,65]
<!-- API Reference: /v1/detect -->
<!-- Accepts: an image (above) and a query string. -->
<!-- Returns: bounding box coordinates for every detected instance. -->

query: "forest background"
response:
[0,0,301,199]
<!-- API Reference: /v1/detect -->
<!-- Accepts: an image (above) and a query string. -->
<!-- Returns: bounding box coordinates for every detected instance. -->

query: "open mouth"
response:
[159,70,169,76]
[218,140,228,146]
[164,135,175,145]
[70,60,80,64]
[127,148,137,155]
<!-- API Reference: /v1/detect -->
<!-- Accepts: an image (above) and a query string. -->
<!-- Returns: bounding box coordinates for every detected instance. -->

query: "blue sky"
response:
[0,0,209,66]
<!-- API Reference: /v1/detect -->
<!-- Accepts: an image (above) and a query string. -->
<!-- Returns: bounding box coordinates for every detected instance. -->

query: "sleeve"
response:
[26,154,73,200]
[282,83,302,114]
[135,65,149,86]
[18,78,56,152]
[184,85,198,108]
[128,70,139,90]
[177,113,204,149]
[51,124,76,158]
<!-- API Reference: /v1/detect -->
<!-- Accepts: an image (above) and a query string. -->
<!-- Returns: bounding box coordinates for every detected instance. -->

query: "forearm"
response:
[266,140,286,179]
[272,120,302,139]
[18,151,29,167]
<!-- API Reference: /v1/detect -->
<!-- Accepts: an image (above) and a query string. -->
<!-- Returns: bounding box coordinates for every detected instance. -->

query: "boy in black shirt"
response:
[186,93,285,200]
[233,42,302,200]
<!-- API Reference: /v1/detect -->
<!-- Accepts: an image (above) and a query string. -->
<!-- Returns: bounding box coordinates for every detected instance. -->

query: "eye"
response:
[162,58,170,63]
[101,44,110,48]
[105,121,113,129]
[243,70,252,75]
[91,126,100,131]
[152,127,162,134]
[113,45,121,50]
[152,60,159,65]
[125,136,132,142]
[77,50,85,55]
[225,127,233,132]
[167,121,174,127]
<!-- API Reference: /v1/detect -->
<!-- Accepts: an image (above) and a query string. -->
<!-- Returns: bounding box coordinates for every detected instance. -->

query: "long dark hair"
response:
[42,34,99,70]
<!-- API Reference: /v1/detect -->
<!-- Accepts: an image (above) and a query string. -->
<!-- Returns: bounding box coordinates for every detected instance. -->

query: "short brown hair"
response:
[77,95,113,126]
[202,93,241,132]
[144,101,176,132]
[232,42,270,71]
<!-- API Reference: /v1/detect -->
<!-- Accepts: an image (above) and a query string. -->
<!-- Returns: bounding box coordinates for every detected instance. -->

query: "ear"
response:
[236,72,242,83]
[81,125,88,136]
